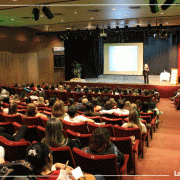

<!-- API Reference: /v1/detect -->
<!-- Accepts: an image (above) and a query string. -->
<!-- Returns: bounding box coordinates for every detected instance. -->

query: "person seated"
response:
[0,89,9,98]
[135,100,142,111]
[30,83,37,91]
[24,103,47,119]
[68,98,75,108]
[30,91,38,100]
[25,97,32,104]
[92,98,102,112]
[41,118,80,149]
[81,98,89,112]
[39,91,45,98]
[3,102,20,115]
[100,100,114,115]
[34,97,46,106]
[12,94,20,103]
[140,101,151,113]
[47,97,56,108]
[82,127,124,168]
[122,109,147,134]
[0,146,5,164]
[2,96,10,104]
[64,105,95,123]
[51,100,68,120]
[83,86,90,93]
[58,85,65,92]
[123,101,132,111]
[0,125,28,142]
[83,102,100,116]
[66,85,72,93]
[27,142,73,180]
[75,97,84,111]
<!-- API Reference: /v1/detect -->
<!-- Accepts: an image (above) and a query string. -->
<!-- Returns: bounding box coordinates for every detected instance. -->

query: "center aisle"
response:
[130,98,180,180]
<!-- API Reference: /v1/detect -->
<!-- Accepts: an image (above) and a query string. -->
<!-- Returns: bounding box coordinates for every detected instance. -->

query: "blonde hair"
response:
[37,97,44,105]
[123,101,132,111]
[25,103,37,117]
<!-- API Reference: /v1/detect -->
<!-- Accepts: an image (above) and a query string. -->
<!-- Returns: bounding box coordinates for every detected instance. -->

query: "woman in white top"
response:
[122,109,147,134]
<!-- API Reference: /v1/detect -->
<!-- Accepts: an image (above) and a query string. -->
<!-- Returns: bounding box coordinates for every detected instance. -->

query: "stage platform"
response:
[62,75,180,98]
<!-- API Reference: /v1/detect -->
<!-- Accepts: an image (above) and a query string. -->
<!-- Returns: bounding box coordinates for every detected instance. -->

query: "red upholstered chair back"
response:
[110,137,139,174]
[22,116,43,127]
[49,91,57,98]
[2,113,23,124]
[114,125,143,158]
[40,116,49,128]
[62,121,88,134]
[36,125,45,140]
[50,146,76,168]
[1,103,9,108]
[56,91,65,101]
[0,122,16,135]
[140,115,151,124]
[0,136,31,162]
[85,116,102,123]
[72,147,129,180]
[64,92,73,103]
[140,112,154,121]
[87,122,114,137]
[44,107,52,112]
[112,113,129,120]
[73,92,83,102]
[66,129,91,148]
[44,90,51,100]
[101,116,123,126]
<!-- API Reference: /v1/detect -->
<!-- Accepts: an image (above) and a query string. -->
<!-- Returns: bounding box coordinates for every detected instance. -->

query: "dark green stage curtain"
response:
[64,35,103,81]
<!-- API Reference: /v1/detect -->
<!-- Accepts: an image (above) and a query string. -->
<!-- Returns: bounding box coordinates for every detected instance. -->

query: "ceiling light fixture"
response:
[42,6,54,20]
[161,0,176,11]
[32,8,40,21]
[149,0,159,13]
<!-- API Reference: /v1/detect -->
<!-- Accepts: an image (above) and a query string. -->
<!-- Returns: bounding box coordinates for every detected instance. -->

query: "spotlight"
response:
[149,0,159,13]
[161,0,176,10]
[32,8,40,21]
[42,6,54,19]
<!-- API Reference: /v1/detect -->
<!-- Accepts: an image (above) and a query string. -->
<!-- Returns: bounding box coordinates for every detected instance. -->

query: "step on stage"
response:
[62,75,180,98]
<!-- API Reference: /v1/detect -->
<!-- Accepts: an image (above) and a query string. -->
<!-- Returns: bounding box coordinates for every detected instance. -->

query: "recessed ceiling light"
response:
[74,12,77,14]
[112,8,116,10]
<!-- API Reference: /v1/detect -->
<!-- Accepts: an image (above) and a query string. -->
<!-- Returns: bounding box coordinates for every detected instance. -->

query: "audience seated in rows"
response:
[82,127,124,168]
[83,102,100,116]
[64,105,94,123]
[41,118,80,149]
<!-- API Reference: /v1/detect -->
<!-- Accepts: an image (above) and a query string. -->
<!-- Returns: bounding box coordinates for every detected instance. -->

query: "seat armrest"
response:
[120,154,129,174]
[133,139,140,152]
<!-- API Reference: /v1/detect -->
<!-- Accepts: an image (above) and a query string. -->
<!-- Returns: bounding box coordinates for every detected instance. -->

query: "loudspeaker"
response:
[32,8,40,21]
[42,6,54,19]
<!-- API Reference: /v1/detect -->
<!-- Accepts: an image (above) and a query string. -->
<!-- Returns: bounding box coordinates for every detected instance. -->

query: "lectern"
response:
[171,68,178,85]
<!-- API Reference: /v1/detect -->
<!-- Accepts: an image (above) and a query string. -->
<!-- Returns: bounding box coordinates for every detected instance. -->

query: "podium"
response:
[171,68,178,85]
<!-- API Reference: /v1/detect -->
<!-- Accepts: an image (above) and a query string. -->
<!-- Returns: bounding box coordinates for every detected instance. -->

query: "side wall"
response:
[0,26,65,86]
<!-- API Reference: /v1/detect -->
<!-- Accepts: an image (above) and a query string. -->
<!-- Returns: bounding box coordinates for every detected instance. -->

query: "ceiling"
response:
[0,0,180,32]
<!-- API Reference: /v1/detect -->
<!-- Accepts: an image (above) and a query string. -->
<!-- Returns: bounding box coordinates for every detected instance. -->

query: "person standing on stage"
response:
[143,64,149,84]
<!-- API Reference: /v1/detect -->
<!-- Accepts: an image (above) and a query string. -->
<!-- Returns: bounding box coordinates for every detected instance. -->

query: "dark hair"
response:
[89,127,110,153]
[102,96,110,104]
[68,105,77,117]
[27,142,51,175]
[68,98,75,106]
[3,96,9,104]
[104,100,113,110]
[51,85,55,91]
[20,91,26,99]
[141,101,149,112]
[49,97,56,107]
[39,91,45,98]
[117,99,125,109]
[25,97,31,104]
[8,102,17,115]
[85,102,94,112]
[25,103,37,117]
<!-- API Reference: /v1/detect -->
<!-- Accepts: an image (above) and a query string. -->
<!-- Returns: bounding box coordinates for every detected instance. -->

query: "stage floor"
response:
[84,75,176,86]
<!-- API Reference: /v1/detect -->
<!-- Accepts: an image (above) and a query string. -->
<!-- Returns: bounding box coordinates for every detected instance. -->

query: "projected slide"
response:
[104,43,143,75]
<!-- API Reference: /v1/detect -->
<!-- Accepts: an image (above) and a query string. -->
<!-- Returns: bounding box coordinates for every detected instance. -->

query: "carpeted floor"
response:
[127,98,180,180]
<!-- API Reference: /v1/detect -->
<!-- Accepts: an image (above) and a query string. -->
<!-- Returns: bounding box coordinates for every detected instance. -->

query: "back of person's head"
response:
[148,100,156,110]
[45,118,64,147]
[85,102,94,112]
[30,83,34,88]
[94,87,99,94]
[68,105,77,117]
[78,96,83,103]
[129,109,141,129]
[124,101,132,110]
[68,98,75,106]
[92,98,99,106]
[27,142,52,175]
[48,97,56,107]
[141,101,149,112]
[20,91,26,99]
[8,102,17,115]
[103,95,110,104]
[89,127,110,153]
[58,85,64,92]
[66,85,71,92]
[52,100,65,117]
[13,94,19,102]
[138,89,142,95]
[82,98,88,105]
[25,103,37,117]
[25,97,31,104]
[32,91,37,96]
[39,91,45,98]
[3,96,10,104]
[104,100,113,110]
[117,99,125,109]
[136,100,142,108]
[37,97,44,104]
[44,85,49,90]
